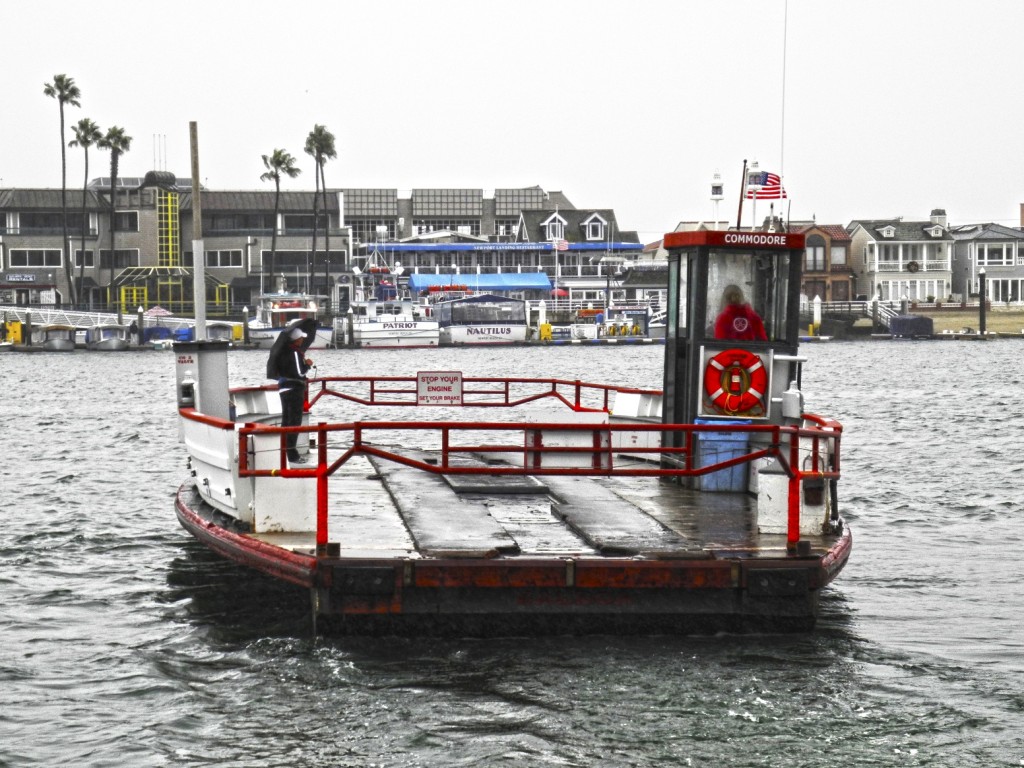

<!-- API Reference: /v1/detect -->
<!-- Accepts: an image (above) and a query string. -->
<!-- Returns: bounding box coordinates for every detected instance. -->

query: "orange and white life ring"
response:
[703,348,768,416]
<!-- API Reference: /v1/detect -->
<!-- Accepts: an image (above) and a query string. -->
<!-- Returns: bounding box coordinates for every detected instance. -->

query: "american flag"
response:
[555,239,569,251]
[745,171,787,200]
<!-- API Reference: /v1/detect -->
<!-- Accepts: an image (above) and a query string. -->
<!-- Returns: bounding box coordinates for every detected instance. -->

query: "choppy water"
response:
[2,341,1023,766]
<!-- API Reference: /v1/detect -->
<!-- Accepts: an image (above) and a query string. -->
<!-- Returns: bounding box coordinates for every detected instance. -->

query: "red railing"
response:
[304,374,651,413]
[183,375,842,550]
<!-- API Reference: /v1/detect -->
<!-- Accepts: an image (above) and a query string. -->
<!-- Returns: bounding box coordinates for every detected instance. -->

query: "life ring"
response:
[703,349,768,416]
[906,261,920,273]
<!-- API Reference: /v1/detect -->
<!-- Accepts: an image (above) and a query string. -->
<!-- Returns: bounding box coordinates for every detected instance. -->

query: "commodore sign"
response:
[417,370,463,406]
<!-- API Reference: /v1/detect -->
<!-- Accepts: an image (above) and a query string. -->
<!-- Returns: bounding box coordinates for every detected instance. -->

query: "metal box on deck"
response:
[694,418,750,492]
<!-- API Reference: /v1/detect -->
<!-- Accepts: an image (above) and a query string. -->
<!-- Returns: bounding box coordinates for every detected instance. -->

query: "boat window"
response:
[449,300,526,325]
[667,255,686,341]
[705,249,792,343]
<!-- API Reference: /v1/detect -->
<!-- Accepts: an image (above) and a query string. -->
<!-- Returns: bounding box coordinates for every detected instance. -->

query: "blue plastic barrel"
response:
[694,418,751,492]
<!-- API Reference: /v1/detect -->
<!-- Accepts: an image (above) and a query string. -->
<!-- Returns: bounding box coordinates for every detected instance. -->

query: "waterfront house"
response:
[793,223,855,301]
[948,222,1024,304]
[847,209,954,302]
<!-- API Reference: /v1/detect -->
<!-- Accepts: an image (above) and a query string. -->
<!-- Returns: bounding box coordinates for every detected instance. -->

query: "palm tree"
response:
[97,126,132,310]
[69,118,102,307]
[259,149,301,292]
[304,124,337,296]
[43,74,81,305]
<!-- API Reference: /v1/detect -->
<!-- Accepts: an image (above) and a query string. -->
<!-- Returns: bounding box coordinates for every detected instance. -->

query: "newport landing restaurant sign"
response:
[417,371,463,406]
[662,230,805,250]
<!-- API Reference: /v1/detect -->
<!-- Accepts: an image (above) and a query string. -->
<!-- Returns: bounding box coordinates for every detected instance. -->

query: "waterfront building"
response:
[847,209,955,302]
[793,223,855,301]
[949,221,1024,303]
[0,177,642,315]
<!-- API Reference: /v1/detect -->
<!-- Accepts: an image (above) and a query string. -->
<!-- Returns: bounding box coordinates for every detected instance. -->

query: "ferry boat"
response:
[425,288,529,345]
[84,323,131,351]
[173,230,851,634]
[247,293,334,349]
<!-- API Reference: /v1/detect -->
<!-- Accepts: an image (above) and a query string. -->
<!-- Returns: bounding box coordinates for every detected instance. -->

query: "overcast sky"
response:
[5,0,1022,243]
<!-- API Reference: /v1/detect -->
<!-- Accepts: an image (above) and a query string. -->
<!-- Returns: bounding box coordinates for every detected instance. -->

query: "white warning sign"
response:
[417,371,463,406]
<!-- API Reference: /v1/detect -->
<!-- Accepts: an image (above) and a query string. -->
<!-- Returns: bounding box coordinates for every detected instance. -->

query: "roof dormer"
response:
[542,212,567,242]
[879,225,896,238]
[925,225,943,238]
[582,212,607,241]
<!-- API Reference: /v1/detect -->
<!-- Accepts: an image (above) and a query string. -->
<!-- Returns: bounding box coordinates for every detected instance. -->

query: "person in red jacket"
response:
[714,284,767,341]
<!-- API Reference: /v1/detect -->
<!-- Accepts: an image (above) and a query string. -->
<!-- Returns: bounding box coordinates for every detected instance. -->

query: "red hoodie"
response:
[715,303,767,341]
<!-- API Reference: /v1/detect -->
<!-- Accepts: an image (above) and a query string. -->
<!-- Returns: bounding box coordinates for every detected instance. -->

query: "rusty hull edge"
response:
[174,481,851,634]
[175,483,316,589]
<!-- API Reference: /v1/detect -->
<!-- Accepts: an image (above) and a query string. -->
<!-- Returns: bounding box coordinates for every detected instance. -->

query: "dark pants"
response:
[279,386,305,460]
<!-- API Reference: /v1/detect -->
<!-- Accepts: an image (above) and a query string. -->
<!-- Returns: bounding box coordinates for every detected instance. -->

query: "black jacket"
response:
[273,345,309,390]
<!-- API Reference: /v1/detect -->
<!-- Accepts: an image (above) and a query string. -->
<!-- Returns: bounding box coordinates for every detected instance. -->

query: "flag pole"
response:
[735,159,747,230]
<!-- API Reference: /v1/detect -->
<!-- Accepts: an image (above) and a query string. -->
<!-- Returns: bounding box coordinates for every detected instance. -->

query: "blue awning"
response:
[360,242,643,252]
[406,273,552,293]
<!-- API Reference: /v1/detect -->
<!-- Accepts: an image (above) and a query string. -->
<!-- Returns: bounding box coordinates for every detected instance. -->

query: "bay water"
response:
[2,340,1022,766]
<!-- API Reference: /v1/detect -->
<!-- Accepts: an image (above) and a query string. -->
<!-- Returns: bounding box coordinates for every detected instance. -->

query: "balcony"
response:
[870,259,949,273]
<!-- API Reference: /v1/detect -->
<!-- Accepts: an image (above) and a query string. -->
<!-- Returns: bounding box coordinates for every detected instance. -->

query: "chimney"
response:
[930,208,947,228]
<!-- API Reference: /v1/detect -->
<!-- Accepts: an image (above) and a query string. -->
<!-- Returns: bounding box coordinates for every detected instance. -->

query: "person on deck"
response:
[271,327,313,464]
[714,284,767,341]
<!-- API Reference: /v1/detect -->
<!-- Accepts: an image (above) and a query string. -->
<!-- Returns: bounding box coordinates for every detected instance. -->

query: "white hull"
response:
[351,320,439,348]
[42,339,76,351]
[247,325,334,350]
[87,338,129,351]
[440,324,528,345]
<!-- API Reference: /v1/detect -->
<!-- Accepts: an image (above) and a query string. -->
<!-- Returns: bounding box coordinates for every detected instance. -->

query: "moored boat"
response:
[205,321,238,344]
[35,324,77,351]
[337,258,439,348]
[247,293,334,349]
[85,323,131,351]
[344,298,440,348]
[425,289,529,345]
[174,229,851,635]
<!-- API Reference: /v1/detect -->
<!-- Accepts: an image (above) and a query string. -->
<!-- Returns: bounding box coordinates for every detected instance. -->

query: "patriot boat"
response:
[174,230,851,635]
[336,259,439,348]
[247,293,334,349]
[339,297,440,349]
